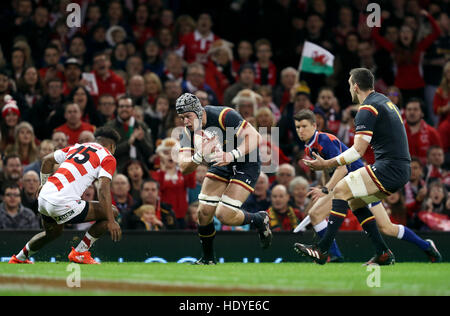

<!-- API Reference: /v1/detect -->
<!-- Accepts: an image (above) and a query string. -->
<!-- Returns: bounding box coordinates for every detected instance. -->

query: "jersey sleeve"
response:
[53,146,72,164]
[354,105,378,138]
[179,127,195,154]
[98,155,116,180]
[318,134,343,159]
[219,108,248,137]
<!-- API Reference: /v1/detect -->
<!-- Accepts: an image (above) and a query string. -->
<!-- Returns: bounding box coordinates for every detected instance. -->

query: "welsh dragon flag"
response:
[299,41,334,76]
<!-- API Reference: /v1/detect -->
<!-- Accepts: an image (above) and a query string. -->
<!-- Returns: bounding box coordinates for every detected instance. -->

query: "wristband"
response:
[230,149,243,161]
[336,146,361,166]
[40,172,51,185]
[192,152,203,165]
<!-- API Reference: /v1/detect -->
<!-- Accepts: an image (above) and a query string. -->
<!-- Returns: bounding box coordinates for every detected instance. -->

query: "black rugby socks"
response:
[318,199,349,253]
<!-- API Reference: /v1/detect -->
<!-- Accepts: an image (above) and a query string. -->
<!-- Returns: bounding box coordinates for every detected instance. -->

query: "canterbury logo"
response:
[306,248,321,259]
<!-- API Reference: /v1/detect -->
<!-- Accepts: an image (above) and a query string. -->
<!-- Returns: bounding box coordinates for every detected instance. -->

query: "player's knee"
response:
[333,182,352,201]
[45,225,63,240]
[378,222,395,236]
[197,204,215,222]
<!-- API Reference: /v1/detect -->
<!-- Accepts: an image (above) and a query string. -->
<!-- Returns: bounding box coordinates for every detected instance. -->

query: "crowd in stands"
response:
[0,0,449,232]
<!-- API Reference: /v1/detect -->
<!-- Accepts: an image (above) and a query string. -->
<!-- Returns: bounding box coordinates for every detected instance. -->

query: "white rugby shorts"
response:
[38,196,87,225]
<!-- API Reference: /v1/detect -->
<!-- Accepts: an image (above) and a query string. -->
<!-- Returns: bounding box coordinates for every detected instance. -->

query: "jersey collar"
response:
[305,130,319,149]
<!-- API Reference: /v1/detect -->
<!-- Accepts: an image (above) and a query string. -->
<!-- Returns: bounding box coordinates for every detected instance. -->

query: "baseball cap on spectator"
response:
[2,100,20,118]
[64,57,82,68]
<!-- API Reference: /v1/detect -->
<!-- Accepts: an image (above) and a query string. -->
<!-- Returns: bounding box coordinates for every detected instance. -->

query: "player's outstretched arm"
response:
[98,177,122,242]
[179,149,201,175]
[304,136,370,171]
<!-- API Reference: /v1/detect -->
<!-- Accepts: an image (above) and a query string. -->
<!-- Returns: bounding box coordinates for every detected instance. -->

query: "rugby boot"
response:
[8,255,33,264]
[68,247,100,264]
[294,243,328,265]
[424,239,442,263]
[364,249,395,266]
[257,211,272,249]
[192,257,217,265]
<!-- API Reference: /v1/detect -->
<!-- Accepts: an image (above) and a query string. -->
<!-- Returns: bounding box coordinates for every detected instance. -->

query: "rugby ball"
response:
[194,130,222,162]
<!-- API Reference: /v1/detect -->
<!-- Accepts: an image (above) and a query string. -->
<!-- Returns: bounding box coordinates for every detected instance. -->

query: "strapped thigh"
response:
[218,195,243,212]
[198,193,221,207]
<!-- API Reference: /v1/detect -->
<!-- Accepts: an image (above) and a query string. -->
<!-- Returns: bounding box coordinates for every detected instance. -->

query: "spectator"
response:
[150,138,196,229]
[157,27,176,58]
[333,5,357,47]
[68,85,102,126]
[123,159,149,202]
[424,146,447,185]
[124,179,177,230]
[253,39,277,87]
[91,51,126,103]
[51,130,68,150]
[314,87,341,136]
[0,70,28,120]
[177,12,220,64]
[106,95,153,171]
[131,205,164,231]
[20,170,39,215]
[231,89,259,121]
[97,94,117,126]
[127,75,150,110]
[387,86,404,114]
[16,66,44,109]
[0,182,39,229]
[125,55,144,78]
[173,15,196,45]
[405,157,427,223]
[185,201,200,230]
[0,154,23,187]
[23,139,54,176]
[181,62,219,105]
[78,130,95,144]
[62,58,83,97]
[132,4,155,50]
[404,98,442,165]
[67,35,87,69]
[144,94,174,146]
[110,43,128,73]
[232,40,254,74]
[194,90,210,107]
[204,39,235,104]
[22,6,52,68]
[255,107,276,131]
[371,10,441,103]
[223,63,258,106]
[143,72,163,107]
[271,163,296,189]
[111,173,136,225]
[5,122,39,166]
[273,67,298,113]
[30,78,66,140]
[267,184,303,231]
[160,51,185,84]
[38,44,64,82]
[164,78,183,107]
[54,103,95,146]
[288,176,310,214]
[143,39,164,77]
[433,61,450,153]
[256,86,281,123]
[384,191,408,226]
[0,100,21,152]
[188,164,208,204]
[424,181,449,216]
[242,172,271,214]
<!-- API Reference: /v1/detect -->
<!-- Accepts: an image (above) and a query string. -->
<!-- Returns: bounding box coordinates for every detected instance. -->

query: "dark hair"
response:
[94,126,121,145]
[427,145,443,157]
[294,109,316,124]
[122,159,150,181]
[141,178,159,190]
[1,181,20,195]
[410,156,423,167]
[3,153,21,166]
[405,97,425,112]
[349,68,374,91]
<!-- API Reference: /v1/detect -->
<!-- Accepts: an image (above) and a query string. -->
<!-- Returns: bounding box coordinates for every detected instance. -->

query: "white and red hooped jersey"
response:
[40,143,116,205]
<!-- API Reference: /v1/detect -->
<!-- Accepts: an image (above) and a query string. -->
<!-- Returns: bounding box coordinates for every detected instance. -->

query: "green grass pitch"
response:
[1,262,449,296]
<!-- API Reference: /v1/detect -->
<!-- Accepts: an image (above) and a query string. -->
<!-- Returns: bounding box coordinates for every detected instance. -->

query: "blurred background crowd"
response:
[0,0,449,233]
